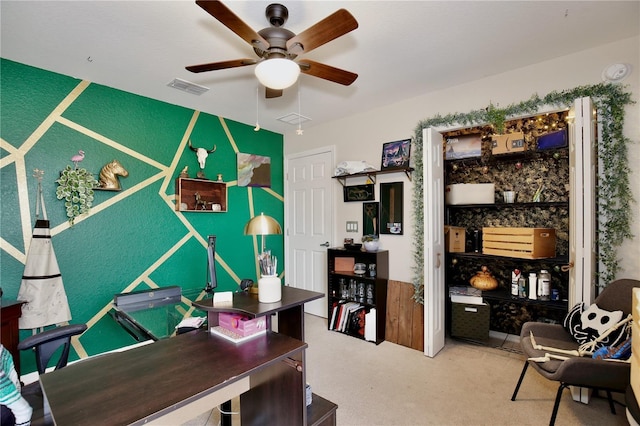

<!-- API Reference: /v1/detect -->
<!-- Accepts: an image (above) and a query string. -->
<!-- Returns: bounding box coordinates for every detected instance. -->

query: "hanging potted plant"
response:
[486,102,506,134]
[56,165,98,225]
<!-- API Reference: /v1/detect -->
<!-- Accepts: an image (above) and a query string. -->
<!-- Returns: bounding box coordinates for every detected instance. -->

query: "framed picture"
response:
[237,153,271,187]
[445,133,482,160]
[380,182,403,235]
[362,202,380,237]
[381,138,411,170]
[343,184,375,202]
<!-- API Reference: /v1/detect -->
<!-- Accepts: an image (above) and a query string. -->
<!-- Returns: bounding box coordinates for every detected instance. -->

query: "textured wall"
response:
[0,59,284,373]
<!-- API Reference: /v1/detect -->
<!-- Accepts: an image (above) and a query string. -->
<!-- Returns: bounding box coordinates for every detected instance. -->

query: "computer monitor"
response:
[205,235,217,294]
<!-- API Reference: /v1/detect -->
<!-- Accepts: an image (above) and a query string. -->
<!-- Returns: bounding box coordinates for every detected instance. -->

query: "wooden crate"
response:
[482,227,556,259]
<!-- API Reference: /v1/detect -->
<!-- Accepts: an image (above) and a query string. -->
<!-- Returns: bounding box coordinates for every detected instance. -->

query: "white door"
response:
[285,148,334,317]
[568,97,597,305]
[423,128,446,357]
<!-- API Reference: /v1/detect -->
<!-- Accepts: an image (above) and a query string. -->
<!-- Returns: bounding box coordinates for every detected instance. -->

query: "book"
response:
[364,308,377,342]
[210,326,267,343]
[449,286,483,305]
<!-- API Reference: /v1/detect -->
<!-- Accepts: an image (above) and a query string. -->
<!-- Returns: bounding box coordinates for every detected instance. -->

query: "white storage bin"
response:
[445,183,495,205]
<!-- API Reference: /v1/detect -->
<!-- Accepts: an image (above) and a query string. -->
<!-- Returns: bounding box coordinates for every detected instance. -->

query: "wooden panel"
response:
[411,300,424,351]
[385,280,401,343]
[397,282,414,347]
[385,280,424,351]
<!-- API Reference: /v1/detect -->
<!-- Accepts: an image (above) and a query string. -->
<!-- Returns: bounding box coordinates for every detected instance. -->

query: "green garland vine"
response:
[411,83,635,304]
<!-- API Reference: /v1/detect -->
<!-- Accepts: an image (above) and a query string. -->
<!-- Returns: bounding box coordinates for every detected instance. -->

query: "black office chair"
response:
[16,324,87,426]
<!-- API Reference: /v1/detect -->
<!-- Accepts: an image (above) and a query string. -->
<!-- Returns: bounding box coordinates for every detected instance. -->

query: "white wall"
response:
[284,36,640,285]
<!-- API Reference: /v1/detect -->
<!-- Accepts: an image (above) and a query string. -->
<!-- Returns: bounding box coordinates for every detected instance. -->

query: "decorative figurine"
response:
[71,150,85,169]
[98,159,129,190]
[179,166,189,178]
[188,139,216,179]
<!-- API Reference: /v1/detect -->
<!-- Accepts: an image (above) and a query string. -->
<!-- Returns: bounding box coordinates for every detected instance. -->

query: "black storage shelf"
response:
[449,251,569,265]
[446,201,569,210]
[443,119,571,336]
[479,288,568,310]
[327,248,388,345]
[445,147,568,168]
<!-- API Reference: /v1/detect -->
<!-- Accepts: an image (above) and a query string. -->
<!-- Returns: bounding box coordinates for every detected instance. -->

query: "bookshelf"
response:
[327,248,388,344]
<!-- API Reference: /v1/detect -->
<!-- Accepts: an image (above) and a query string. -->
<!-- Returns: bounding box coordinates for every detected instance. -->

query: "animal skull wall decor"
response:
[188,139,216,177]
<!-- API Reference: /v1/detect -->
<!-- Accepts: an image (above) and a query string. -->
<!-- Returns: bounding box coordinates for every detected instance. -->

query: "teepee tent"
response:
[17,170,71,329]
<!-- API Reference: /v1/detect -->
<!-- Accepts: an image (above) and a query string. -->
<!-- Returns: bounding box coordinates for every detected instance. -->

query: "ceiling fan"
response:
[186,0,358,98]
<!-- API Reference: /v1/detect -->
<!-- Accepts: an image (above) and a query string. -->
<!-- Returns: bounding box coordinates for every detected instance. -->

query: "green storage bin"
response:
[451,302,489,342]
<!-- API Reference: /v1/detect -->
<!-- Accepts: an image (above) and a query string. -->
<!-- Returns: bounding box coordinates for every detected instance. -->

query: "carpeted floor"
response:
[184,313,629,425]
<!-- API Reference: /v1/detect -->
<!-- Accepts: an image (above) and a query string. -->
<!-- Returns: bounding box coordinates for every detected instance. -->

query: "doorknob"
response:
[320,242,330,247]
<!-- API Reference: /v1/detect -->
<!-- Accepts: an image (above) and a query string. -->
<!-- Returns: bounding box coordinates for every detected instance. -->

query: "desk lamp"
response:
[244,213,282,300]
[243,212,282,255]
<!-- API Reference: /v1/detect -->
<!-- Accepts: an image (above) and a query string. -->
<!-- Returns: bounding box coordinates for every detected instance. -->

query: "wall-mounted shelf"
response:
[175,178,227,212]
[332,167,414,186]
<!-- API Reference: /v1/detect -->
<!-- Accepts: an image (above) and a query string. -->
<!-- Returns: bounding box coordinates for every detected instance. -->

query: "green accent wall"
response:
[1,59,284,373]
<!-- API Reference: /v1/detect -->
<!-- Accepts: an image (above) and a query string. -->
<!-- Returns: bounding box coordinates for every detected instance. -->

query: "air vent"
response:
[167,78,209,96]
[276,113,311,125]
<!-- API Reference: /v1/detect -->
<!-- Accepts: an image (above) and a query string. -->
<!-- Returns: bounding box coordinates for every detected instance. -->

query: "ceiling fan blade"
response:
[299,60,358,86]
[186,59,257,73]
[286,9,358,55]
[196,0,269,51]
[265,87,283,99]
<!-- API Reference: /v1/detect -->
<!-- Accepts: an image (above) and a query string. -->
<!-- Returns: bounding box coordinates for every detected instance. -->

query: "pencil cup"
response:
[258,275,281,303]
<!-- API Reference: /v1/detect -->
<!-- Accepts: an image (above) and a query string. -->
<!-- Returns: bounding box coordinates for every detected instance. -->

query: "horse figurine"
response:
[99,159,129,190]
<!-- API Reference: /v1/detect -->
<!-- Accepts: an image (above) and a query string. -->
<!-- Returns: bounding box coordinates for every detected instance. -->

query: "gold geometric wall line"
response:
[49,171,169,236]
[70,335,87,360]
[160,110,200,196]
[0,237,26,263]
[18,80,90,154]
[57,116,168,171]
[84,232,193,334]
[261,187,284,202]
[218,117,239,154]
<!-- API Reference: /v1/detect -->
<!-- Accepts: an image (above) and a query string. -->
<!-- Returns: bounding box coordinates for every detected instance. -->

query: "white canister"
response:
[258,275,282,303]
[528,272,537,300]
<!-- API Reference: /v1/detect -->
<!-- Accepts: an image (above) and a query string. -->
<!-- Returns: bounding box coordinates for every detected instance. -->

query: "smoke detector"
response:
[601,63,632,83]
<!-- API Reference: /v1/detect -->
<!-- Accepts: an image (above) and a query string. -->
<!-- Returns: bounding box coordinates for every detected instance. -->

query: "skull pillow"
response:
[563,302,629,349]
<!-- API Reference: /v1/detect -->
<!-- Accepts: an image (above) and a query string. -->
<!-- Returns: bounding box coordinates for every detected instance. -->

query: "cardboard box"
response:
[491,132,525,155]
[218,312,267,337]
[482,227,556,259]
[335,257,355,272]
[445,226,466,252]
[451,302,489,342]
[445,183,495,205]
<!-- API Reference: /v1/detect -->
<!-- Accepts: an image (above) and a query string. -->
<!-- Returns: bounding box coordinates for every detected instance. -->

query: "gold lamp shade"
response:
[244,213,282,254]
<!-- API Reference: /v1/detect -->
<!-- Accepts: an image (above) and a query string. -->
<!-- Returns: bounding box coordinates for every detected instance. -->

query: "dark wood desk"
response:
[40,330,306,425]
[192,286,324,342]
[41,287,328,426]
[1,300,25,375]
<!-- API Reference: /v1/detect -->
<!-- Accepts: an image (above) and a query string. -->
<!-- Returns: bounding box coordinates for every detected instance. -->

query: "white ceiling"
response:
[2,1,639,135]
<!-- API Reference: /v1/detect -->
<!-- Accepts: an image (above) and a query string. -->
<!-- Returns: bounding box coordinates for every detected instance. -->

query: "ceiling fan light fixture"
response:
[255,58,300,90]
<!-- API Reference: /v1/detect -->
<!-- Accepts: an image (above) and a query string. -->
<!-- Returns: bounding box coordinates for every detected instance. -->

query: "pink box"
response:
[218,312,267,337]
